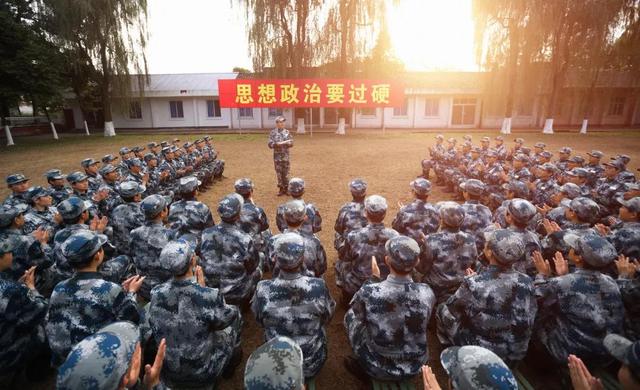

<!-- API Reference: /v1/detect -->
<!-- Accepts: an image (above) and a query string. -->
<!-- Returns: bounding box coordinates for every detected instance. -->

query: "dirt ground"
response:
[1,129,639,389]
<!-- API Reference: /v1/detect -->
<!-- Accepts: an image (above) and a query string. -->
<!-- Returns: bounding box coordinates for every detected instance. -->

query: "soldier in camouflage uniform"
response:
[276,177,322,235]
[268,200,327,277]
[123,158,149,187]
[530,163,559,207]
[500,198,542,275]
[200,194,260,307]
[334,178,368,253]
[419,134,445,180]
[459,179,493,251]
[148,239,242,388]
[556,146,572,172]
[533,234,624,365]
[110,181,145,257]
[244,336,305,390]
[609,197,640,260]
[235,178,271,267]
[23,186,60,238]
[253,232,335,378]
[392,178,439,245]
[45,169,71,206]
[439,345,518,390]
[129,194,177,301]
[344,236,436,381]
[3,173,30,207]
[268,116,294,196]
[169,176,214,249]
[117,147,133,178]
[202,136,225,179]
[143,152,166,195]
[593,159,627,215]
[494,136,507,161]
[46,230,141,365]
[437,229,537,365]
[80,158,104,193]
[417,202,477,304]
[0,237,49,383]
[335,195,399,299]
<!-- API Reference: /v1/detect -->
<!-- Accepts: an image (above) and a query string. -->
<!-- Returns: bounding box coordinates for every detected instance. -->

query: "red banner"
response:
[218,79,404,108]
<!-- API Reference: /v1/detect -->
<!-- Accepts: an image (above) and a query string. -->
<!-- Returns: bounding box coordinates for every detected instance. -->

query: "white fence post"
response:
[336,118,346,135]
[296,118,306,134]
[5,125,14,146]
[84,120,91,135]
[50,121,59,140]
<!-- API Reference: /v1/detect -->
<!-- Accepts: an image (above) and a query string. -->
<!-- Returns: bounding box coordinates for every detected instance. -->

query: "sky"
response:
[145,0,479,74]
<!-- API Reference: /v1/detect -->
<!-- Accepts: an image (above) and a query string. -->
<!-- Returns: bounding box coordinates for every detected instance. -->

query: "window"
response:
[608,97,625,116]
[238,107,253,118]
[206,99,221,117]
[129,101,142,119]
[424,98,439,116]
[358,107,376,116]
[393,98,409,116]
[268,108,283,118]
[169,101,184,118]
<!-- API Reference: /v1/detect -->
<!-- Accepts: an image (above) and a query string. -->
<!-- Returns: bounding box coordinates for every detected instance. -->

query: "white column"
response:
[501,117,512,134]
[84,120,90,135]
[542,118,554,134]
[104,121,116,137]
[50,121,59,140]
[336,117,346,135]
[580,119,588,134]
[193,98,199,127]
[296,118,306,134]
[5,125,14,146]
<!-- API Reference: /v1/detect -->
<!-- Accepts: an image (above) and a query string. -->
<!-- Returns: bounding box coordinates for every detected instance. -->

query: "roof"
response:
[129,73,238,97]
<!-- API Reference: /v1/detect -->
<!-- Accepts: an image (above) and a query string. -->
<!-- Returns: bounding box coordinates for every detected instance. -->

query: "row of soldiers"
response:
[2,134,640,388]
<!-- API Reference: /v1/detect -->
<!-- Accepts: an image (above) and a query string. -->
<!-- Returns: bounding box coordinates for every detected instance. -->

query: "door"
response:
[63,109,75,130]
[451,98,477,126]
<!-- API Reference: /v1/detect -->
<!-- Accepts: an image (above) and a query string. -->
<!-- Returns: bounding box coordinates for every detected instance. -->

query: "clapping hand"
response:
[371,256,381,279]
[615,254,639,279]
[465,268,477,277]
[143,338,166,389]
[568,355,603,390]
[122,275,145,293]
[422,365,442,390]
[195,265,206,287]
[542,218,561,235]
[532,251,552,277]
[18,266,37,290]
[553,251,569,276]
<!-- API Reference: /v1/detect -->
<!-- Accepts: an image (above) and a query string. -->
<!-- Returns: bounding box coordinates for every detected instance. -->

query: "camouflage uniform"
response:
[3,174,30,208]
[438,230,537,364]
[148,240,241,388]
[169,177,215,248]
[276,178,322,235]
[345,236,436,381]
[268,123,293,192]
[420,135,445,179]
[460,180,493,250]
[45,169,71,206]
[334,179,368,252]
[244,336,304,390]
[391,179,440,244]
[109,181,146,257]
[252,233,335,378]
[235,178,271,268]
[534,235,624,364]
[56,322,138,390]
[440,346,518,390]
[23,204,59,238]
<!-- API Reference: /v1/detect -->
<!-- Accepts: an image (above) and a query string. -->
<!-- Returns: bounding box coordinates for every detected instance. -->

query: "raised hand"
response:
[568,354,604,390]
[422,365,442,390]
[143,338,166,389]
[615,254,637,279]
[553,251,569,276]
[464,268,477,277]
[195,265,206,287]
[19,266,37,290]
[533,251,551,277]
[32,227,49,244]
[371,256,381,279]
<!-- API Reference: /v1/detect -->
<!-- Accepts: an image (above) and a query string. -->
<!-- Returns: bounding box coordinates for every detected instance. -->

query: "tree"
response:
[43,0,149,136]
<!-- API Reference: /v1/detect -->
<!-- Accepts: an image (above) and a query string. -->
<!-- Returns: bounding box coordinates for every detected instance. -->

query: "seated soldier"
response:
[253,232,335,378]
[603,334,640,390]
[45,169,71,206]
[168,176,214,250]
[4,173,31,207]
[344,236,436,382]
[46,230,142,365]
[417,202,477,305]
[503,198,541,275]
[459,179,493,251]
[148,239,242,388]
[532,235,624,366]
[276,178,322,235]
[56,321,165,390]
[234,178,271,267]
[0,237,49,386]
[23,186,60,238]
[392,178,440,244]
[200,194,261,307]
[267,200,327,277]
[110,181,145,257]
[334,179,368,253]
[437,229,537,366]
[244,336,305,390]
[335,195,399,302]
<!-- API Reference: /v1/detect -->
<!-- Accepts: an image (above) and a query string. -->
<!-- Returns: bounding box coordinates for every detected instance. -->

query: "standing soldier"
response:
[268,116,293,196]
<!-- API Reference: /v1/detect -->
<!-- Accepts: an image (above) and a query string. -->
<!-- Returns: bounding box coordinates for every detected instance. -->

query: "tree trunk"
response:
[100,40,116,136]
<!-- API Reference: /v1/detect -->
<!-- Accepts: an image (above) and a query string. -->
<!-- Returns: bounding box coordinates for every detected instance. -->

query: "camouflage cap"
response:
[349,178,368,196]
[140,194,169,218]
[57,321,139,390]
[218,193,244,220]
[57,197,88,220]
[203,136,211,141]
[439,201,465,228]
[195,138,205,144]
[462,141,473,148]
[435,134,444,140]
[534,142,546,149]
[44,169,65,181]
[385,236,420,272]
[273,232,306,269]
[520,147,531,156]
[485,149,498,158]
[0,203,28,228]
[125,158,143,168]
[147,141,159,148]
[494,136,504,141]
[101,154,118,163]
[283,200,306,225]
[234,178,254,195]
[471,146,483,154]
[566,167,590,178]
[441,346,517,390]
[501,180,529,198]
[569,155,585,164]
[80,158,98,168]
[559,182,582,199]
[540,151,553,159]
[603,159,625,171]
[6,173,28,185]
[618,171,636,183]
[558,147,572,154]
[119,146,131,155]
[118,181,146,198]
[514,137,524,144]
[98,164,117,176]
[481,136,490,143]
[244,336,304,390]
[288,178,305,196]
[183,141,193,149]
[178,176,201,193]
[587,150,604,159]
[131,146,145,153]
[612,154,631,165]
[460,179,485,196]
[161,239,195,275]
[620,197,640,214]
[539,162,557,173]
[463,135,472,142]
[485,229,525,265]
[575,234,617,267]
[66,171,88,184]
[411,178,432,196]
[160,141,169,147]
[447,137,457,144]
[275,115,286,123]
[61,230,108,264]
[364,195,388,215]
[27,186,52,202]
[569,197,600,222]
[161,146,173,155]
[604,334,640,379]
[507,198,537,225]
[143,153,158,162]
[0,236,14,255]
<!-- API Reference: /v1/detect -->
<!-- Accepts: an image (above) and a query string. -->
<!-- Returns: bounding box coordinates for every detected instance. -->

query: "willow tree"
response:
[43,0,148,136]
[473,0,530,134]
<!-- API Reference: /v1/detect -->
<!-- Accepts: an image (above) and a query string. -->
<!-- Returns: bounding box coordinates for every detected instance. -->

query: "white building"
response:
[62,71,640,131]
